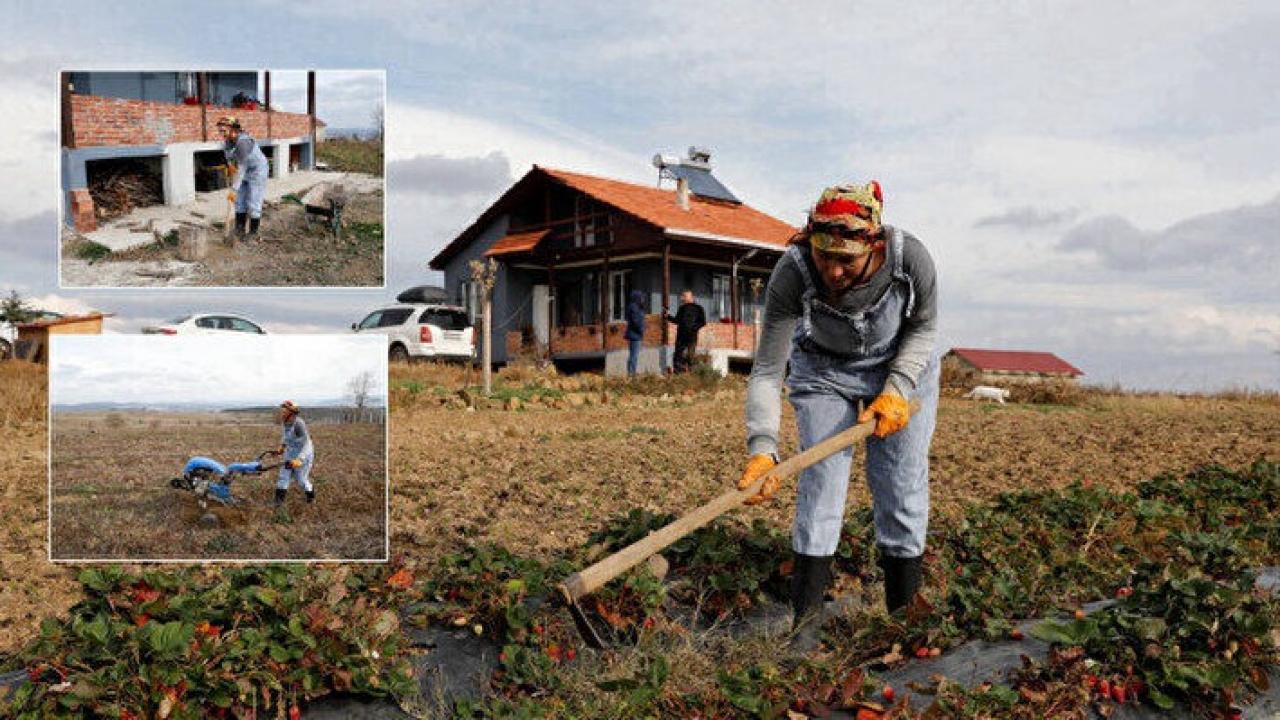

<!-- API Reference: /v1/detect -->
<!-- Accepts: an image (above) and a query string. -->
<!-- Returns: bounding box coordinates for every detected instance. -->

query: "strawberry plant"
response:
[3,564,416,718]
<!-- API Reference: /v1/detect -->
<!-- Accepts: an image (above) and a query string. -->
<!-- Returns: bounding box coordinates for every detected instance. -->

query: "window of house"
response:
[608,270,633,323]
[712,275,732,321]
[573,196,595,248]
[738,275,763,324]
[580,273,598,325]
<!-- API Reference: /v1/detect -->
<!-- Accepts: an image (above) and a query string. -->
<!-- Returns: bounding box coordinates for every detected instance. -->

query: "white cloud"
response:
[49,334,386,406]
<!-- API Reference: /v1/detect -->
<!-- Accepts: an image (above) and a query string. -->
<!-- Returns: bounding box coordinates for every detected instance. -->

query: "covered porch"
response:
[488,225,777,374]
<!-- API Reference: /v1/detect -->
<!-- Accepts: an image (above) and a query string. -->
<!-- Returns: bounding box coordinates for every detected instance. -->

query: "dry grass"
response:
[0,361,45,428]
[0,361,78,657]
[49,411,386,560]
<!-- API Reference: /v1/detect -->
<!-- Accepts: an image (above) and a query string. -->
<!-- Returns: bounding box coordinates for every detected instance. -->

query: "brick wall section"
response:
[547,315,758,354]
[69,95,320,147]
[506,331,523,358]
[69,189,96,232]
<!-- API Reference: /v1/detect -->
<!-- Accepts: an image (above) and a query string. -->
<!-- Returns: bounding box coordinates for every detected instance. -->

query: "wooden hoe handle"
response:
[559,398,921,603]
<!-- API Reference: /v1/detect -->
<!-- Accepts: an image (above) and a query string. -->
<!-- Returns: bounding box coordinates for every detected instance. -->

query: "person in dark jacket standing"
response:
[668,290,706,373]
[624,289,646,376]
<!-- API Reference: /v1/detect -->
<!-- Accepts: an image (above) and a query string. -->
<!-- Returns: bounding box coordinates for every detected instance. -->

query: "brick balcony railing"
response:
[67,94,320,148]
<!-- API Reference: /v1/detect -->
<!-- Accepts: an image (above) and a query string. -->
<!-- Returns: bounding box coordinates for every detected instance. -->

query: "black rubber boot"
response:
[305,489,315,504]
[789,553,833,652]
[878,551,924,614]
[234,212,247,237]
[273,488,286,508]
[246,217,260,240]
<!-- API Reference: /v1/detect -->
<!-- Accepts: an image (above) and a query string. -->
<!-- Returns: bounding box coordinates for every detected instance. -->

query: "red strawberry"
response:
[1115,586,1133,599]
[1099,680,1111,698]
[1010,629,1024,640]
[882,685,895,702]
[565,647,577,661]
[915,646,929,659]
[1085,674,1098,689]
[1111,684,1126,703]
[289,705,301,720]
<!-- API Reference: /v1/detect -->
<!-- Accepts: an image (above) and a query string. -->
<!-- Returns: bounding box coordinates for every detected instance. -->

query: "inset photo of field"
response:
[58,69,385,288]
[48,334,388,561]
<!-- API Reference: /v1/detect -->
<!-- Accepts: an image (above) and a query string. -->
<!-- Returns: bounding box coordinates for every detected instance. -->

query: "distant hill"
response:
[53,397,386,413]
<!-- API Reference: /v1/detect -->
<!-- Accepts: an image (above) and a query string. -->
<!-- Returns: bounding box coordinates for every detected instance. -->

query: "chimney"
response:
[676,177,690,211]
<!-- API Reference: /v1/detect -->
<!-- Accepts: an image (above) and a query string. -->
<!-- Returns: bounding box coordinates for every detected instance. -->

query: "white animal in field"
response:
[964,385,1011,403]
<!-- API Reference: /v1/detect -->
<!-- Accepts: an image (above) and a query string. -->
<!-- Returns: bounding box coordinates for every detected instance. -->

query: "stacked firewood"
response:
[88,163,164,220]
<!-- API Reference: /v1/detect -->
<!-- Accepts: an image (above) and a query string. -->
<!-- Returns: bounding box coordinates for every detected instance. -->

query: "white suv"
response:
[352,304,475,362]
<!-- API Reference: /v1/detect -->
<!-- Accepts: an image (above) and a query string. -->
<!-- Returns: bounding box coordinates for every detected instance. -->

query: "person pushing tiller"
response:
[739,180,940,649]
[269,400,316,506]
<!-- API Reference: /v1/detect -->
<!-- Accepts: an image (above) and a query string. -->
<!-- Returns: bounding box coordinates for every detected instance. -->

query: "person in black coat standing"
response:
[624,289,646,376]
[668,290,707,373]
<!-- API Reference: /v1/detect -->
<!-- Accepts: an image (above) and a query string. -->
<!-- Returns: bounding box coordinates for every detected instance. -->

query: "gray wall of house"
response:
[440,214,520,365]
[70,72,257,105]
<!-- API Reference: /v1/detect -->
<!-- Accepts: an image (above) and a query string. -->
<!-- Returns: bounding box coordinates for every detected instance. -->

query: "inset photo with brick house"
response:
[59,70,385,288]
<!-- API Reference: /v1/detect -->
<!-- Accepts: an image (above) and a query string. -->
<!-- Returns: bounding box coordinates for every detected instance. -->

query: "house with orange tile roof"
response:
[429,150,797,373]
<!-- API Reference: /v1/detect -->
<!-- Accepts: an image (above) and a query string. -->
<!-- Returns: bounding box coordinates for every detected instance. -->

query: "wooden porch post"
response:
[307,71,316,163]
[264,71,272,139]
[197,72,208,142]
[600,252,610,350]
[60,73,75,149]
[731,257,740,348]
[661,240,671,369]
[548,258,556,357]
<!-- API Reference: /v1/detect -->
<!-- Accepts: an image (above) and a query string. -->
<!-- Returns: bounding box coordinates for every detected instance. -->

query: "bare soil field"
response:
[59,185,384,287]
[49,411,386,561]
[4,359,1278,716]
[388,365,1280,561]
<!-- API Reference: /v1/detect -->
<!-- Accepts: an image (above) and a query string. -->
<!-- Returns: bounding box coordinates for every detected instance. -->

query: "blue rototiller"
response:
[169,450,281,510]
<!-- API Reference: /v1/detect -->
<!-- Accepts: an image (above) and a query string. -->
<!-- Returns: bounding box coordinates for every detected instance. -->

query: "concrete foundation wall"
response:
[62,136,314,228]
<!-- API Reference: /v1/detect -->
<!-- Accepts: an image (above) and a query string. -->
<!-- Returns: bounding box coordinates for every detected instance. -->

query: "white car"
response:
[352,304,474,362]
[143,313,268,335]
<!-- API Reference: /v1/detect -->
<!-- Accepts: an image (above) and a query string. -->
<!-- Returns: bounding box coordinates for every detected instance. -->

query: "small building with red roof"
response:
[944,347,1084,385]
[429,150,797,372]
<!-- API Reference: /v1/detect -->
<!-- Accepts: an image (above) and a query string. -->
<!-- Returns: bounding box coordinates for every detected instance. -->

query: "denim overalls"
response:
[277,417,315,492]
[785,228,940,559]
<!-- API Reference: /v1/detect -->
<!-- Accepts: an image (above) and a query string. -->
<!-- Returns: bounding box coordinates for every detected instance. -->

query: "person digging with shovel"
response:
[269,400,315,507]
[216,115,270,241]
[739,180,940,651]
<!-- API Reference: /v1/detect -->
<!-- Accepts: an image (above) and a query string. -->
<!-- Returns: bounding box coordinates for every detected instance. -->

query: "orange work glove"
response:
[736,453,779,506]
[288,458,302,470]
[857,391,910,438]
[227,191,237,203]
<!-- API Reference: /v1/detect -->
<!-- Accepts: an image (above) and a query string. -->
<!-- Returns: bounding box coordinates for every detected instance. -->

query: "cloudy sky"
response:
[2,1,1278,390]
[50,334,386,406]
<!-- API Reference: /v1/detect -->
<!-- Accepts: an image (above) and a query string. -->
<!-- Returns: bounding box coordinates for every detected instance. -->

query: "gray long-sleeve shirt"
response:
[281,417,314,462]
[224,134,268,189]
[745,227,938,457]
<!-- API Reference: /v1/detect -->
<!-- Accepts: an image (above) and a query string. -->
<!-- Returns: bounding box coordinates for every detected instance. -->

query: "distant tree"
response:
[371,102,384,141]
[348,371,375,422]
[0,290,34,325]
